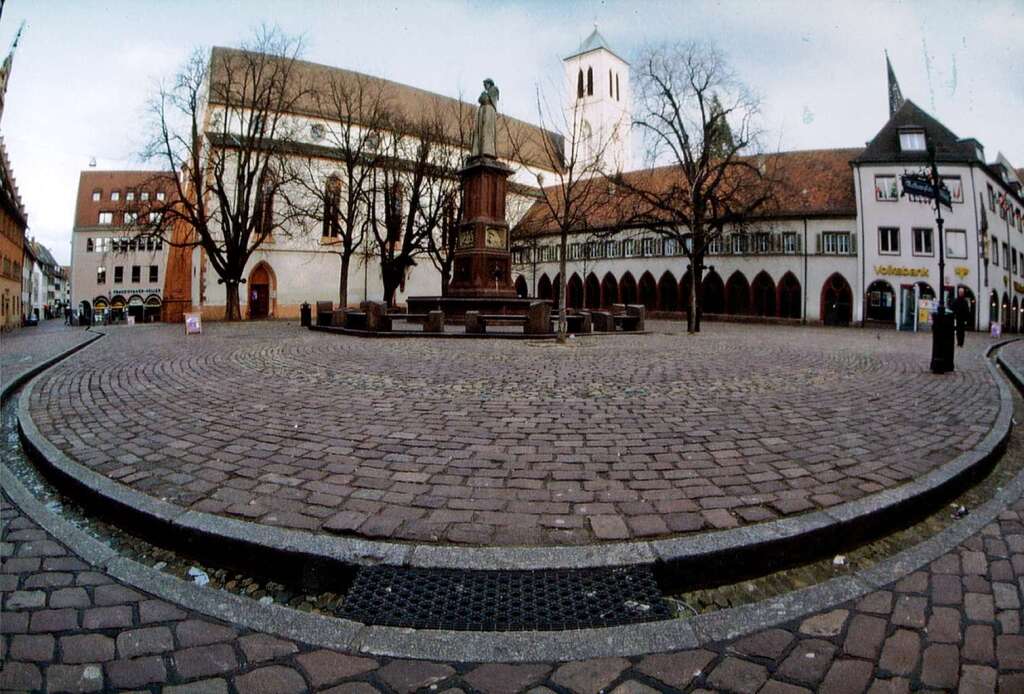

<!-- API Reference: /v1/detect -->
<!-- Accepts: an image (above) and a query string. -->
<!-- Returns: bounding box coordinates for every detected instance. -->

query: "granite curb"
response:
[13,338,1018,577]
[0,327,103,404]
[2,338,1024,662]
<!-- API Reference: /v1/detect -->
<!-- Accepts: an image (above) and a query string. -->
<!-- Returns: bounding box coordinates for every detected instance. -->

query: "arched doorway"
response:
[821,273,853,326]
[567,274,584,310]
[866,280,896,323]
[1002,293,1011,331]
[990,290,1000,328]
[127,295,145,322]
[601,273,618,307]
[537,274,552,301]
[638,272,657,311]
[79,300,92,324]
[552,273,562,308]
[751,271,776,317]
[956,286,976,331]
[248,262,276,319]
[725,271,750,315]
[778,272,801,319]
[1013,298,1020,333]
[702,271,725,314]
[514,275,528,299]
[93,297,108,323]
[110,295,126,322]
[916,282,935,301]
[144,295,162,323]
[658,271,678,312]
[619,272,637,305]
[585,273,601,309]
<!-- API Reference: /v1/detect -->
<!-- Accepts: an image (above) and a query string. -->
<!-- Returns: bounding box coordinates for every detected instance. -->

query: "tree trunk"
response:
[339,254,350,308]
[558,237,568,344]
[440,265,450,297]
[225,282,242,321]
[381,265,400,307]
[691,261,703,334]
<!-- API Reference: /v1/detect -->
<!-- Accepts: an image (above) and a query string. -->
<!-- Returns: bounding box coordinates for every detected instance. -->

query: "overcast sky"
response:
[2,0,1021,264]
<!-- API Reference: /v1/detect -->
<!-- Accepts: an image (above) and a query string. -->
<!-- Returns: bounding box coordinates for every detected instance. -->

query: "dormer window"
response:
[898,128,926,151]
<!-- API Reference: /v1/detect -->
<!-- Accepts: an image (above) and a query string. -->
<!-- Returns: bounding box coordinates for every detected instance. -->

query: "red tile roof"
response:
[515,148,861,237]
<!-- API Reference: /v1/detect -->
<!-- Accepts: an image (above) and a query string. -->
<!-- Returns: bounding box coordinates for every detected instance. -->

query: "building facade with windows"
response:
[512,59,1023,330]
[70,171,174,322]
[0,137,27,330]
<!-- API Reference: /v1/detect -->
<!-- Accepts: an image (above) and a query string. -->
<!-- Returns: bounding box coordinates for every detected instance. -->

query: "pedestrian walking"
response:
[952,287,971,348]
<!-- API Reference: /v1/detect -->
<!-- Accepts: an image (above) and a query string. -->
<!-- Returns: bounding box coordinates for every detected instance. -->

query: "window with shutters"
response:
[783,232,798,254]
[755,233,771,253]
[822,232,851,255]
[731,235,747,254]
[708,237,723,254]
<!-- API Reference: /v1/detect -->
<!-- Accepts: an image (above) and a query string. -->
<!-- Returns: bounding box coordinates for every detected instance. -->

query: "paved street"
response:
[3,484,1023,692]
[1,321,94,392]
[24,321,1001,545]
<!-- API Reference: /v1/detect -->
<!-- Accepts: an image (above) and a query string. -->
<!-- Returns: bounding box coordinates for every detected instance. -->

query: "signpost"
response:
[902,145,955,373]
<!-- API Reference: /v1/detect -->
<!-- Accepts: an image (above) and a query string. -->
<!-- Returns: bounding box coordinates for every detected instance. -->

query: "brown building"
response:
[0,137,27,331]
[70,170,176,322]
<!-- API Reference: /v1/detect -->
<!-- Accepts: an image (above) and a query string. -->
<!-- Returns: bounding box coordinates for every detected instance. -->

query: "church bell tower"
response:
[563,27,632,174]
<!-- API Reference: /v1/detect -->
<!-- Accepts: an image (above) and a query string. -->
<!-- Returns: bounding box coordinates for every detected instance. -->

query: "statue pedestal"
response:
[447,155,517,299]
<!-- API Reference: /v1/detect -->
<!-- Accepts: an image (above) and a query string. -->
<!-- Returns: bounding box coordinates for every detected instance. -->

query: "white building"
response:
[512,46,1024,330]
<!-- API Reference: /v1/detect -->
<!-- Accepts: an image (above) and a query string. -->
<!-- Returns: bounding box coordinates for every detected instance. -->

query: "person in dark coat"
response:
[952,287,971,347]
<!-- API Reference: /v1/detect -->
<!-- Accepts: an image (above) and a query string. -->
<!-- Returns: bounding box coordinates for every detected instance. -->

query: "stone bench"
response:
[591,310,615,332]
[315,301,334,327]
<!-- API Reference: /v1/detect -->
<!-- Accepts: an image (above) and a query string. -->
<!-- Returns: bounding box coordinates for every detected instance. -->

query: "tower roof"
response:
[565,27,628,64]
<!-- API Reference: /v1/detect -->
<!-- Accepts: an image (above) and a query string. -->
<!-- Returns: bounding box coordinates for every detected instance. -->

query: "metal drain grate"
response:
[338,565,670,631]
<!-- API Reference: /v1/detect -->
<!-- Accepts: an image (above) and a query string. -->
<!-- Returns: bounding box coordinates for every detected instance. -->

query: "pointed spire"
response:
[0,22,26,124]
[885,50,904,118]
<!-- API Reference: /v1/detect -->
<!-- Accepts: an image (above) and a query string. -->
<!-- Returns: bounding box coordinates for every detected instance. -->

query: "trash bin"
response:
[930,309,955,373]
[300,302,312,327]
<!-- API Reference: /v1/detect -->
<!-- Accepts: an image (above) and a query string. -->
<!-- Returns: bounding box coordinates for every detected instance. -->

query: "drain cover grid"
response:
[338,564,671,631]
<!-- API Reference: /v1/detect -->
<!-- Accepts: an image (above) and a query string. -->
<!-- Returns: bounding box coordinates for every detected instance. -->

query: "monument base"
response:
[406,296,542,322]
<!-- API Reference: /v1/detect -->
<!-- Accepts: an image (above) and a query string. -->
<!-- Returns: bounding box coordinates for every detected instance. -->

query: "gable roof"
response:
[207,47,564,173]
[515,147,862,237]
[854,99,981,165]
[0,137,27,227]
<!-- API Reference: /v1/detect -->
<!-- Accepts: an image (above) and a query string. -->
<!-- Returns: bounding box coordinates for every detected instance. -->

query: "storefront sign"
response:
[954,266,969,278]
[875,265,929,278]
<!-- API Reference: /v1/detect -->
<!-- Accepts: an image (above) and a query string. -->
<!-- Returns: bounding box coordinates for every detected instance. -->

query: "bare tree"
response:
[510,86,620,343]
[422,100,472,297]
[142,27,311,320]
[368,106,459,307]
[289,71,392,307]
[616,41,777,333]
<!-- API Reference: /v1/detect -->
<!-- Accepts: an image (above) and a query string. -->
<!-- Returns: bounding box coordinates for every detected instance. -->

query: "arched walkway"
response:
[917,282,935,301]
[567,274,584,310]
[866,279,896,323]
[725,271,751,315]
[620,272,637,305]
[585,273,601,309]
[537,274,552,301]
[638,272,657,311]
[990,290,1000,329]
[821,273,853,326]
[1013,298,1020,333]
[601,273,618,307]
[658,271,678,312]
[1002,293,1011,332]
[514,275,528,299]
[248,262,276,320]
[552,273,562,308]
[144,295,162,323]
[778,272,801,319]
[751,271,776,317]
[702,271,725,314]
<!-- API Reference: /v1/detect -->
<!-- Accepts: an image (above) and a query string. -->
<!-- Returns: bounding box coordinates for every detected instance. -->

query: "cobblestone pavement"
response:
[1,322,93,390]
[25,322,1002,546]
[3,487,1024,693]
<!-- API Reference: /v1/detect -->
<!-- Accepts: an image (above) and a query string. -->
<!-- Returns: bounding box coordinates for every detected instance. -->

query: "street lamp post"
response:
[927,142,955,374]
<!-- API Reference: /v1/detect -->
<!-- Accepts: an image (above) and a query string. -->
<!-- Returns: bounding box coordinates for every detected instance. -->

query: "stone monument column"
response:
[448,79,517,299]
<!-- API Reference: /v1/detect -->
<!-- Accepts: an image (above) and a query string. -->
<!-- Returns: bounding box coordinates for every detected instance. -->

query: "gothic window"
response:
[586,67,593,96]
[609,69,613,97]
[616,74,620,101]
[577,70,584,99]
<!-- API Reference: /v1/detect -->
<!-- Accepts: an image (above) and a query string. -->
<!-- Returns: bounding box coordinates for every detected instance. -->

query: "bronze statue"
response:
[470,78,499,159]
